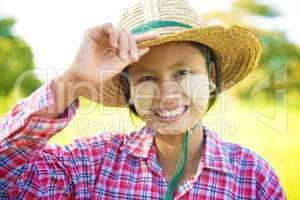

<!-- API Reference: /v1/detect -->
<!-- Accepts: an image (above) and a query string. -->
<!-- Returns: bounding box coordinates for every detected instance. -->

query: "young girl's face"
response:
[128,41,211,135]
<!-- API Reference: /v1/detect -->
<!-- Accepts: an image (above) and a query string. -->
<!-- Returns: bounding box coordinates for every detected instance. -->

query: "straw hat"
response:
[99,0,262,107]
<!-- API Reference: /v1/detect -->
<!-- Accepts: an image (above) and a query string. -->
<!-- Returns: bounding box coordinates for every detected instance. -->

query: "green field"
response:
[1,92,298,199]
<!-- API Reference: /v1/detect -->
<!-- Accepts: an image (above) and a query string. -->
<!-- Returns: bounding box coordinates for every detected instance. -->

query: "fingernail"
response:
[139,48,149,55]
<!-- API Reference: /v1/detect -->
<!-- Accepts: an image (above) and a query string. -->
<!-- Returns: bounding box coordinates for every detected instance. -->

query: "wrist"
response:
[53,71,77,101]
[59,68,94,100]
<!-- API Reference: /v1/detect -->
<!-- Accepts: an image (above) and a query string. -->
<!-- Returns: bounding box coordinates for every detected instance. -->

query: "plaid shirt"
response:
[0,80,286,200]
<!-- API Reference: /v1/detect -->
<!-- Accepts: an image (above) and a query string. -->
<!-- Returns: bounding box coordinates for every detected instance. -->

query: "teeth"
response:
[157,106,186,118]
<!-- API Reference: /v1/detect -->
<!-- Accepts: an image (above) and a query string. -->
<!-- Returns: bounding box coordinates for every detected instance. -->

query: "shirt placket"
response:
[146,143,205,199]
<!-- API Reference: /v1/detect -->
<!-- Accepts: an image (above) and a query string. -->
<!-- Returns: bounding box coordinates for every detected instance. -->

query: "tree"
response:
[0,17,41,96]
[203,0,300,101]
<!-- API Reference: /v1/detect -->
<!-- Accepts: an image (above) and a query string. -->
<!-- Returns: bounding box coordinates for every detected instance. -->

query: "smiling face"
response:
[127,41,213,135]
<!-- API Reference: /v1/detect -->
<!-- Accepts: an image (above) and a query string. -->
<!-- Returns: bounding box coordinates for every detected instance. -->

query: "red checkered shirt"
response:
[0,80,286,199]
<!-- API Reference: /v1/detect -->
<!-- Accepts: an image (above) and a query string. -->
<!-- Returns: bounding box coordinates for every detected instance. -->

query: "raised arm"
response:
[0,23,158,199]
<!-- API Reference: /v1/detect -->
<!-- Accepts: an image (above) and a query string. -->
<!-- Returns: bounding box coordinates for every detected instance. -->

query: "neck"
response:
[154,123,204,176]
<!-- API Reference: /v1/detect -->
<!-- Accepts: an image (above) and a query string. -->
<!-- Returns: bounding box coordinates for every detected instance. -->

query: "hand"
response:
[64,23,159,102]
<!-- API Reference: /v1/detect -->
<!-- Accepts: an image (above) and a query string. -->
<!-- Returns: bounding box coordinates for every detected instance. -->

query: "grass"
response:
[1,91,299,199]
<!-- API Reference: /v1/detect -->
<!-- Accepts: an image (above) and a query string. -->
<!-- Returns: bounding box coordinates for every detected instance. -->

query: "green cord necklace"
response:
[163,123,198,200]
[163,48,212,200]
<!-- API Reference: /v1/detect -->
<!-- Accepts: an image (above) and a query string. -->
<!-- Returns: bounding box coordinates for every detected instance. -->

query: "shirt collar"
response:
[121,124,233,175]
[121,124,155,158]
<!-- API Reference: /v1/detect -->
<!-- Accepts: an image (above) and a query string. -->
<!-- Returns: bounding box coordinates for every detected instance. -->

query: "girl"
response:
[0,0,286,199]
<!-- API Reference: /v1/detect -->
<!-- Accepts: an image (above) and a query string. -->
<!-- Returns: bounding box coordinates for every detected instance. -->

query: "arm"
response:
[0,23,157,199]
[0,73,80,198]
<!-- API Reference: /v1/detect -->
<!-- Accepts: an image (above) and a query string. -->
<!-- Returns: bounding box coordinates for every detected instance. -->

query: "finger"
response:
[119,31,130,61]
[128,32,139,62]
[99,23,119,49]
[99,22,114,33]
[92,23,116,48]
[135,33,160,43]
[94,23,114,37]
[109,30,119,49]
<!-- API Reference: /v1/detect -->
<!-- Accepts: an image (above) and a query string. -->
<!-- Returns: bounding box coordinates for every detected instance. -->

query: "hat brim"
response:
[100,25,262,107]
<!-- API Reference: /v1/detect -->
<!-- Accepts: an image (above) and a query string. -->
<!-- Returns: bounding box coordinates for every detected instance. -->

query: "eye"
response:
[175,69,191,77]
[139,75,155,82]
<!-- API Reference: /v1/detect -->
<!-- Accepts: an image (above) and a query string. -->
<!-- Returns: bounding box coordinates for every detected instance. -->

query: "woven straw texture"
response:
[99,0,262,107]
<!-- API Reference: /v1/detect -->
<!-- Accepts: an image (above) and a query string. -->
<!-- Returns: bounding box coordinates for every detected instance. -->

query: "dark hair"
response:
[118,41,221,121]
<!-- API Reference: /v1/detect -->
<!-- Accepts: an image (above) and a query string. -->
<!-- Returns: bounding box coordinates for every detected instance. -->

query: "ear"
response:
[209,61,216,83]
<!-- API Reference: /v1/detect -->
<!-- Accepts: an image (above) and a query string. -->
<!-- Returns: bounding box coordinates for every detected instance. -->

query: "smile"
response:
[154,105,188,121]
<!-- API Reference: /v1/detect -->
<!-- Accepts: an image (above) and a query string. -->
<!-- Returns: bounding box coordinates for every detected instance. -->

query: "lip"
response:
[154,105,189,122]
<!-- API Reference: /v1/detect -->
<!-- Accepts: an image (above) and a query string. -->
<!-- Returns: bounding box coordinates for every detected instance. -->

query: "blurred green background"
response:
[0,0,299,199]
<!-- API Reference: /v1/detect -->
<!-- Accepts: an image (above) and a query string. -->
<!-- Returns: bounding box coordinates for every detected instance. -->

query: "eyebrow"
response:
[137,61,189,73]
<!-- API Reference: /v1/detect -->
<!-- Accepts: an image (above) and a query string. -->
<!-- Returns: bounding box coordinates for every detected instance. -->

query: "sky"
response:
[0,0,299,81]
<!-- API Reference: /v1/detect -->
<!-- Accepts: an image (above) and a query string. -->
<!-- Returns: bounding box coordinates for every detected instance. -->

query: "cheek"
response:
[179,74,210,109]
[131,82,156,114]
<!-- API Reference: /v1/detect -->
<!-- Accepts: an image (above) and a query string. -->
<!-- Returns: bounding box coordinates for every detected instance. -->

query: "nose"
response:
[154,81,184,110]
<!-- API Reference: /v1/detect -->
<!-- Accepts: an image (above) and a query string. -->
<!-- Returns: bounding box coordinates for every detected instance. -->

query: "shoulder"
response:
[71,131,127,153]
[205,127,276,175]
[44,131,128,159]
[220,138,286,199]
[225,142,268,174]
[223,140,266,170]
[228,142,285,198]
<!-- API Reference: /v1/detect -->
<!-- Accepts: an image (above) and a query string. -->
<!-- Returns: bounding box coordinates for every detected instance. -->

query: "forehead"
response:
[128,41,207,74]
